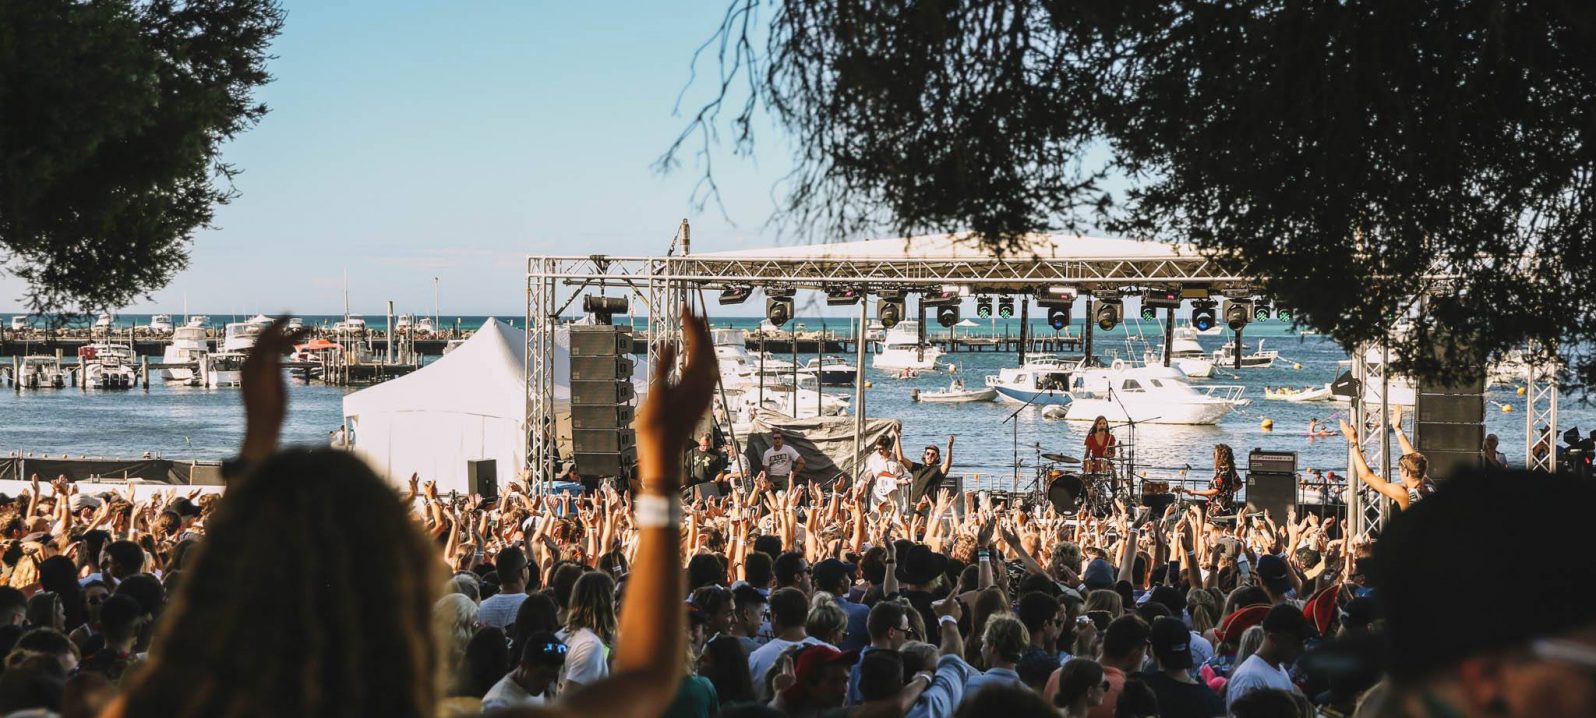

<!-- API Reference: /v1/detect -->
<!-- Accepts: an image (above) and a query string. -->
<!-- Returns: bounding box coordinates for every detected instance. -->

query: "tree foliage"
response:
[0,0,284,315]
[667,1,1596,387]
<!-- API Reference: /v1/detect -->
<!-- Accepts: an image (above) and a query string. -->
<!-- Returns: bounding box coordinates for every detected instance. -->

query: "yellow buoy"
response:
[1516,386,1527,396]
[1261,418,1275,430]
[863,380,873,388]
[1501,404,1514,413]
[1293,363,1302,370]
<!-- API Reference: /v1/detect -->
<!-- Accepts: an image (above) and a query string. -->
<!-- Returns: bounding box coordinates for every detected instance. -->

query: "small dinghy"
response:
[912,378,997,403]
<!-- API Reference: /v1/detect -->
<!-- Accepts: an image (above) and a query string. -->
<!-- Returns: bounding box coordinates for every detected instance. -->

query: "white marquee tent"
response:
[342,318,646,492]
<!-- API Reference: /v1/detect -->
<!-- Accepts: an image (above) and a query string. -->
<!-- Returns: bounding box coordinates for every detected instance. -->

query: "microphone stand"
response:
[1003,387,1051,501]
[1105,385,1159,506]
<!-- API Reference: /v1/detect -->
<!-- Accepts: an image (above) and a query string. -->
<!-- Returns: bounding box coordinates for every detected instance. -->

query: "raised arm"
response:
[941,435,954,475]
[549,307,715,718]
[1339,420,1409,506]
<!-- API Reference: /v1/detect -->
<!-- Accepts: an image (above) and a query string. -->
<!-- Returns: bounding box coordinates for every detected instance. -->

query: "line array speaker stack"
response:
[1414,372,1486,482]
[569,326,637,480]
[1245,449,1298,519]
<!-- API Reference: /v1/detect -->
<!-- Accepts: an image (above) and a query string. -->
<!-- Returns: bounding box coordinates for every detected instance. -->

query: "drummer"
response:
[1083,415,1117,475]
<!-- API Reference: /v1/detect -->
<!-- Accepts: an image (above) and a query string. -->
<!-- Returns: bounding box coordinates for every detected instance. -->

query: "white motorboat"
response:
[871,321,943,371]
[147,314,174,334]
[16,356,66,389]
[413,316,435,336]
[201,351,247,387]
[93,312,115,331]
[725,373,850,420]
[286,317,304,331]
[160,325,211,381]
[395,314,413,333]
[8,316,28,331]
[332,314,368,334]
[864,321,886,342]
[914,377,997,403]
[1212,339,1280,368]
[246,313,274,326]
[984,355,1081,406]
[1142,326,1215,378]
[78,344,137,389]
[442,338,467,355]
[1063,364,1245,425]
[798,356,857,386]
[184,315,209,329]
[1264,384,1338,403]
[221,321,263,352]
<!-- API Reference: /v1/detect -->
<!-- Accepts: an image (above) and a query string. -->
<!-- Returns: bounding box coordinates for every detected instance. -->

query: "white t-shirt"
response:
[558,627,610,691]
[864,452,908,503]
[748,636,832,701]
[762,445,802,478]
[1225,654,1297,711]
[482,672,551,711]
[478,591,528,631]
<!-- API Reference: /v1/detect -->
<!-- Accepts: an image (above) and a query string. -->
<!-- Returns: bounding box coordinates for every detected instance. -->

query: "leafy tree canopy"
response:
[0,0,284,316]
[666,1,1596,387]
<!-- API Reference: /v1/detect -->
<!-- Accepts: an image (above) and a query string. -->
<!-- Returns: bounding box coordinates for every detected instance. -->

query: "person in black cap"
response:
[1140,617,1224,718]
[1372,469,1596,718]
[1254,554,1298,606]
[812,558,869,651]
[895,544,948,638]
[1225,604,1311,712]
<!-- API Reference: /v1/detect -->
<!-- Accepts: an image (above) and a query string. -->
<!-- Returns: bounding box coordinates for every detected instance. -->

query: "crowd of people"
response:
[0,312,1591,718]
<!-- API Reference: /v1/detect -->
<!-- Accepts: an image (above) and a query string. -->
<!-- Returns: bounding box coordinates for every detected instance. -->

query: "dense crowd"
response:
[0,313,1590,718]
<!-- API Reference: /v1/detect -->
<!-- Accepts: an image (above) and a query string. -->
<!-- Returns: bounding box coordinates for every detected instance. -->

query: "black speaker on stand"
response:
[466,459,499,502]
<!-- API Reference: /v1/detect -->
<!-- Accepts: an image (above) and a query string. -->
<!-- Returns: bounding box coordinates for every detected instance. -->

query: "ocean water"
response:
[1,318,1585,489]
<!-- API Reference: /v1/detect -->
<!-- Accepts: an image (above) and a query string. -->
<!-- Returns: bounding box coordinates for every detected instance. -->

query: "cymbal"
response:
[1041,453,1082,464]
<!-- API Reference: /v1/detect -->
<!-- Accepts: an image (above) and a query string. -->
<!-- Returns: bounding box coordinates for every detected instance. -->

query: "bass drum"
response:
[1046,471,1086,514]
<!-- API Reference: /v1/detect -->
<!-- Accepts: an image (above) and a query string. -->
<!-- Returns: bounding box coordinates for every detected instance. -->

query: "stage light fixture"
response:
[1274,305,1293,321]
[1252,301,1272,321]
[825,286,862,306]
[582,295,628,325]
[976,297,993,319]
[1191,299,1218,332]
[936,303,960,327]
[1047,305,1069,331]
[1223,299,1252,331]
[997,297,1015,318]
[877,292,906,329]
[766,296,793,327]
[718,285,753,305]
[1142,288,1182,309]
[1036,286,1078,304]
[1095,299,1123,331]
[1139,305,1158,321]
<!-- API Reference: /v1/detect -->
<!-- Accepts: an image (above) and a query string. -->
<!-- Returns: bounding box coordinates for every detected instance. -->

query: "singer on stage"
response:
[1084,415,1117,475]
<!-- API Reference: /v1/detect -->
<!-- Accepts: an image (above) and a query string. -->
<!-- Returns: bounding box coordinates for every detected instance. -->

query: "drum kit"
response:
[1038,448,1141,516]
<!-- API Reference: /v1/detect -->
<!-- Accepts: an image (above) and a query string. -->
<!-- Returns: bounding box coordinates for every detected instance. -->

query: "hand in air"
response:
[240,316,309,462]
[635,306,719,491]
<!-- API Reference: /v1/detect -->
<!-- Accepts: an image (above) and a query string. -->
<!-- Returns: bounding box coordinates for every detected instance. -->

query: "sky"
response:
[2,1,801,316]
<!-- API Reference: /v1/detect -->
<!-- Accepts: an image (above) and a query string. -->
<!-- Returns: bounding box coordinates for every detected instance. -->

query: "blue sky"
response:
[3,1,797,315]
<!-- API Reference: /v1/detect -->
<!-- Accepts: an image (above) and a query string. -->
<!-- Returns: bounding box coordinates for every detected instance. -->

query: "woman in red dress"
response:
[1083,415,1116,475]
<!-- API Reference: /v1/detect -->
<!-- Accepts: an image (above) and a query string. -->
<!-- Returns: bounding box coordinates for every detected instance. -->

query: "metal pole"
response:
[1163,308,1175,367]
[386,300,394,363]
[853,298,868,479]
[1347,347,1366,539]
[1233,328,1243,370]
[1018,298,1029,366]
[1083,297,1095,366]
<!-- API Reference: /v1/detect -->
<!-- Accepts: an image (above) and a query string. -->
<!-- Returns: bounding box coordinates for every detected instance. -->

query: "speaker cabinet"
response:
[570,355,636,381]
[570,380,635,405]
[1245,472,1296,519]
[571,404,634,430]
[466,459,498,502]
[569,326,633,356]
[574,448,636,477]
[1415,372,1487,481]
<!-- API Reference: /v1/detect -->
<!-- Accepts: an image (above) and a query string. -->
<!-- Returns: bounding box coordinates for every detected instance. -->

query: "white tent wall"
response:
[343,318,646,493]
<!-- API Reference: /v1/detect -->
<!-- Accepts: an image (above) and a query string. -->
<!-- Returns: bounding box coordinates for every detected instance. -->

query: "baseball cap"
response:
[812,558,856,592]
[781,645,859,705]
[1262,603,1315,643]
[1082,558,1116,590]
[1256,554,1292,594]
[1149,616,1194,669]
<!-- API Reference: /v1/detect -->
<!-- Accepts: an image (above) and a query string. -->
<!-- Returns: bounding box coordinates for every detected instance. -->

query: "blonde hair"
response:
[1187,587,1219,635]
[806,600,848,646]
[566,571,618,644]
[432,593,478,673]
[981,614,1031,664]
[1050,541,1082,580]
[1085,588,1123,618]
[1398,452,1428,481]
[1236,625,1266,666]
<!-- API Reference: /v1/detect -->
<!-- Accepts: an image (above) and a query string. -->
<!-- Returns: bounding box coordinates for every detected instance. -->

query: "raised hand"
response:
[240,316,310,462]
[635,307,718,492]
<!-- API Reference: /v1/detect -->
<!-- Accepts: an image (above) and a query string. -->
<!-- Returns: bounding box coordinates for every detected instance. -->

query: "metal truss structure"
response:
[1526,343,1558,473]
[525,232,1565,524]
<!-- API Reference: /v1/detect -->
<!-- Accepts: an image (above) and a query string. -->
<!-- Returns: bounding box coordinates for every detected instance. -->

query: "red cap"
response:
[780,645,859,705]
[1217,604,1271,645]
[1303,584,1340,637]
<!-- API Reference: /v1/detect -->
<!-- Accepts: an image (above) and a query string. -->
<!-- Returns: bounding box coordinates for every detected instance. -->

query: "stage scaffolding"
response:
[526,225,1564,537]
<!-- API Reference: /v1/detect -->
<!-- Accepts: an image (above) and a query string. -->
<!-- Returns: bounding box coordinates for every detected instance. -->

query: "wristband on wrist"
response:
[634,494,682,528]
[938,615,958,626]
